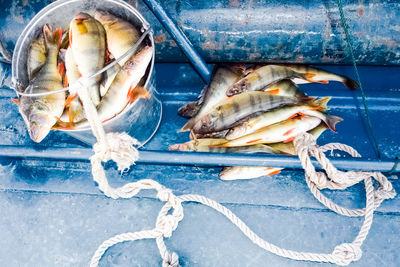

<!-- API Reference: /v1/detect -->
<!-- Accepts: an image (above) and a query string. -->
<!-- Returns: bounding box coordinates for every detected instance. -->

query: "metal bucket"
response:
[11,0,162,146]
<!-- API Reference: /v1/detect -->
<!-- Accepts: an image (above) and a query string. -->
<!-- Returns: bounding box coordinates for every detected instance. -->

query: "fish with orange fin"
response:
[268,123,328,155]
[59,46,86,124]
[192,91,307,134]
[219,166,283,180]
[284,64,359,89]
[225,97,342,140]
[226,65,314,96]
[218,116,322,147]
[54,45,153,129]
[69,12,106,106]
[18,24,66,142]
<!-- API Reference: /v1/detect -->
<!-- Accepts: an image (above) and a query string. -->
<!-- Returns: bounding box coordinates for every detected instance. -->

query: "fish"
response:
[178,101,201,119]
[27,34,46,79]
[263,79,307,98]
[219,116,322,147]
[180,66,242,131]
[192,91,306,134]
[18,24,66,142]
[94,10,140,66]
[269,123,328,155]
[285,64,358,89]
[226,65,314,96]
[219,166,283,180]
[59,47,85,123]
[169,138,279,154]
[225,97,342,140]
[69,12,106,106]
[189,129,229,139]
[55,45,153,129]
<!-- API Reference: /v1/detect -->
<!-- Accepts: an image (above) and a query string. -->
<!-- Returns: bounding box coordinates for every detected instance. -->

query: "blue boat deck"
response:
[0,62,399,266]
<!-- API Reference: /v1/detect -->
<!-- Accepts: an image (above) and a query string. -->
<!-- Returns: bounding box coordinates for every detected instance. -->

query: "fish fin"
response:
[127,86,150,104]
[180,118,196,132]
[69,28,72,46]
[303,72,331,84]
[58,62,65,77]
[64,74,69,87]
[11,98,18,104]
[288,113,299,120]
[189,130,198,141]
[266,88,280,95]
[308,96,332,111]
[344,78,359,90]
[52,119,75,130]
[283,128,295,136]
[246,138,262,144]
[102,115,116,123]
[43,24,63,46]
[65,94,78,108]
[324,114,343,132]
[319,80,329,84]
[268,170,281,175]
[297,112,306,117]
[283,136,295,143]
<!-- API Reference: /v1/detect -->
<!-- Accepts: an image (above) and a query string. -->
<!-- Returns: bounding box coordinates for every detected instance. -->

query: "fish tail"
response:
[309,96,332,111]
[43,24,63,47]
[324,114,343,132]
[127,86,150,104]
[343,77,359,90]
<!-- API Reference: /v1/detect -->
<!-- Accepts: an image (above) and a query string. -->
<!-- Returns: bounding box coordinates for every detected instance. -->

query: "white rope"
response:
[74,62,396,266]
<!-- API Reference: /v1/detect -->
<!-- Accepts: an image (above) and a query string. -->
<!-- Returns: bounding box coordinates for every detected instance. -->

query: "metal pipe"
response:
[0,146,397,173]
[142,0,211,83]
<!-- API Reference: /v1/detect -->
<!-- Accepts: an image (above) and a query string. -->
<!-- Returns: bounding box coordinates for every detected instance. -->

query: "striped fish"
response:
[18,25,66,142]
[192,91,305,134]
[69,12,106,106]
[219,116,322,147]
[226,65,311,96]
[225,97,342,140]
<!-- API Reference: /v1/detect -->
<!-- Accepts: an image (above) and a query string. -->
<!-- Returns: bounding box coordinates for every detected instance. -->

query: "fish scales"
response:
[193,91,302,134]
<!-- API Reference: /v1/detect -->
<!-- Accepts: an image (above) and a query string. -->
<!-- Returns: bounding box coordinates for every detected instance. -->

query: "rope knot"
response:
[162,252,180,267]
[374,187,396,203]
[332,243,362,266]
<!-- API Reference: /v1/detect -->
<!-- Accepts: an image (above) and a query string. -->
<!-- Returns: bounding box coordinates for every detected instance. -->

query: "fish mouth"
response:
[28,121,50,143]
[193,115,213,134]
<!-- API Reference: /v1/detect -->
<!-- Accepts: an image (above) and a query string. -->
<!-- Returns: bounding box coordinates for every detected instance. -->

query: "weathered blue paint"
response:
[142,0,211,83]
[0,0,399,64]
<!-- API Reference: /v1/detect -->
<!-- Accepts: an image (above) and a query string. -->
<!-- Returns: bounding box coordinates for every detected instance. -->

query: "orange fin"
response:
[267,88,280,95]
[52,119,75,130]
[283,128,295,136]
[246,138,262,144]
[268,170,281,175]
[64,74,69,87]
[283,136,295,143]
[288,113,299,120]
[58,62,65,77]
[65,94,78,107]
[11,98,19,104]
[320,80,329,84]
[127,86,150,104]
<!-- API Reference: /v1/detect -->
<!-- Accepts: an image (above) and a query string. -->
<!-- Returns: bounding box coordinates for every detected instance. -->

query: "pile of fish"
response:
[16,11,152,142]
[170,64,358,180]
